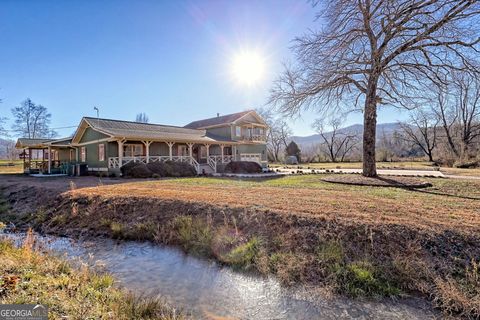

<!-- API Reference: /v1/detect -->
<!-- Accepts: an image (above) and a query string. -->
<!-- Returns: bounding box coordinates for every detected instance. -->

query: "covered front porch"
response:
[108,140,239,174]
[16,138,75,175]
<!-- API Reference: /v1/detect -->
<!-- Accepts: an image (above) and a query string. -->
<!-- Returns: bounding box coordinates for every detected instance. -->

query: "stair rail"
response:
[207,156,217,173]
[190,157,200,174]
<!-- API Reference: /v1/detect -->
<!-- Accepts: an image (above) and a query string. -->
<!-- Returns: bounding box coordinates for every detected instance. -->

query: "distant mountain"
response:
[291,123,402,147]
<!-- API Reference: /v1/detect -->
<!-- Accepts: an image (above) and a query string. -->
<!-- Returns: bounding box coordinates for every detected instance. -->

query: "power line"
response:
[2,125,78,132]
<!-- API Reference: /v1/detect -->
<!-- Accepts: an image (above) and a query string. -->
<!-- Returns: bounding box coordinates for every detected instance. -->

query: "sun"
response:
[231,51,265,86]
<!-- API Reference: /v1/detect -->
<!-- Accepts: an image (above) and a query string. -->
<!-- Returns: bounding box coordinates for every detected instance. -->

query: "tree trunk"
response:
[363,79,378,177]
[427,152,434,162]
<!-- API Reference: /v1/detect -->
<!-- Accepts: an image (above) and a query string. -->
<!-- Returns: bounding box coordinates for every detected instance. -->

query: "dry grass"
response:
[1,174,479,317]
[67,175,480,235]
[0,160,23,174]
[0,230,183,319]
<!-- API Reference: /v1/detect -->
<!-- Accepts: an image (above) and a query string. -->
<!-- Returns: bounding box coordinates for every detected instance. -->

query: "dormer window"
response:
[235,126,242,136]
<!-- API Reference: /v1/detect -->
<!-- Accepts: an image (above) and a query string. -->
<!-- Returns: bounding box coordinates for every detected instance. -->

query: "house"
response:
[15,110,268,175]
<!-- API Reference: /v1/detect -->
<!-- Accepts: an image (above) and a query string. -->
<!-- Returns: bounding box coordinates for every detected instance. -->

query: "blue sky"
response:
[0,0,407,138]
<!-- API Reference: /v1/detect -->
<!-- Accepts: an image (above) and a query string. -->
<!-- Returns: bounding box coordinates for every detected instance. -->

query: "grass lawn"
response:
[0,160,23,174]
[70,175,480,235]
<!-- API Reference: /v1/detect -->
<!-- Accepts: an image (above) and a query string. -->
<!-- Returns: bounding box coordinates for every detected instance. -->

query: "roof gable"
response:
[184,110,257,129]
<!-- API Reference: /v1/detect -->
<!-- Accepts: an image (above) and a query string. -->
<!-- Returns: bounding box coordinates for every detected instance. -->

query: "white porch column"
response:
[220,144,225,163]
[167,142,174,160]
[142,141,152,163]
[118,140,124,167]
[232,145,237,161]
[47,146,51,174]
[187,143,194,164]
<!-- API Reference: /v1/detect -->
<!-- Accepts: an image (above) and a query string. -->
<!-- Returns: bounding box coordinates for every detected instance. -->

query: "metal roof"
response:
[83,117,234,143]
[15,138,53,148]
[184,110,253,129]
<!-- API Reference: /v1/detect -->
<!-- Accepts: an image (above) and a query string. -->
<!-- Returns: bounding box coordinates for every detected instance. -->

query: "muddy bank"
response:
[1,182,479,318]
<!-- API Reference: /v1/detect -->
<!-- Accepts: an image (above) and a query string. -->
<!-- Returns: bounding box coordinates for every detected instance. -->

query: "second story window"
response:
[235,126,242,136]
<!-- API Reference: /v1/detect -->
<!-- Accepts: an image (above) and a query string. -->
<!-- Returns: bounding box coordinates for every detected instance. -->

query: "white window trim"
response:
[235,126,242,137]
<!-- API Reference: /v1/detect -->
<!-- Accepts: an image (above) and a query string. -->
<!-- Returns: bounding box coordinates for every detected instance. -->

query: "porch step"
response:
[198,164,215,175]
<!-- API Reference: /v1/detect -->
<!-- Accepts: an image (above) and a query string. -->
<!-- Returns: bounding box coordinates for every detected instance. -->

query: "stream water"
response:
[0,232,438,319]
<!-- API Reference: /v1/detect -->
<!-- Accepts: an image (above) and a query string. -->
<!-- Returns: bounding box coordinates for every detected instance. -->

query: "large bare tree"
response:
[11,98,56,138]
[399,109,439,162]
[270,0,480,176]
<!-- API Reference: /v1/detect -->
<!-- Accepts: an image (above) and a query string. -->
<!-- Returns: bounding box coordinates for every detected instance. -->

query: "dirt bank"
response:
[0,177,479,318]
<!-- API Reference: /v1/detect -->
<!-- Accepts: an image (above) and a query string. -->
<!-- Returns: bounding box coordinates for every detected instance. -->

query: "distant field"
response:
[0,160,23,174]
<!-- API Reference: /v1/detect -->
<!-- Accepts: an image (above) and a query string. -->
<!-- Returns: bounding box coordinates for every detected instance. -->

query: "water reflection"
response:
[1,233,437,320]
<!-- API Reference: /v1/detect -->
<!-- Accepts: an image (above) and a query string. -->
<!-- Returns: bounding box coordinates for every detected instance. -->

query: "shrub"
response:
[146,161,196,177]
[128,163,153,178]
[174,216,212,255]
[224,237,261,269]
[120,161,138,176]
[336,261,400,297]
[224,161,262,174]
[453,160,479,169]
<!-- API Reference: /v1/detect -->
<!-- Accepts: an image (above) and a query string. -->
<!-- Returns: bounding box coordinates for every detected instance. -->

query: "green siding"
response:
[80,142,107,168]
[79,127,110,144]
[206,126,232,139]
[58,148,72,162]
[108,142,118,157]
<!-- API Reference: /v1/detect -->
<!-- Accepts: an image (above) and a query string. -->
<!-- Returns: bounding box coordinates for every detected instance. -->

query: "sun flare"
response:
[231,51,265,86]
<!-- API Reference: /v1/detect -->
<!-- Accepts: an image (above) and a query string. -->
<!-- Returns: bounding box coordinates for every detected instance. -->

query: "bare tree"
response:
[0,97,7,137]
[0,117,6,137]
[399,109,439,162]
[270,0,480,176]
[135,112,149,123]
[312,117,359,162]
[455,72,480,159]
[432,72,480,160]
[11,99,56,138]
[433,85,460,158]
[256,108,292,162]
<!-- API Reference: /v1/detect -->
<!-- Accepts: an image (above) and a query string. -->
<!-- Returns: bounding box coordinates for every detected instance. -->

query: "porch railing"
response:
[208,155,234,163]
[108,156,201,174]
